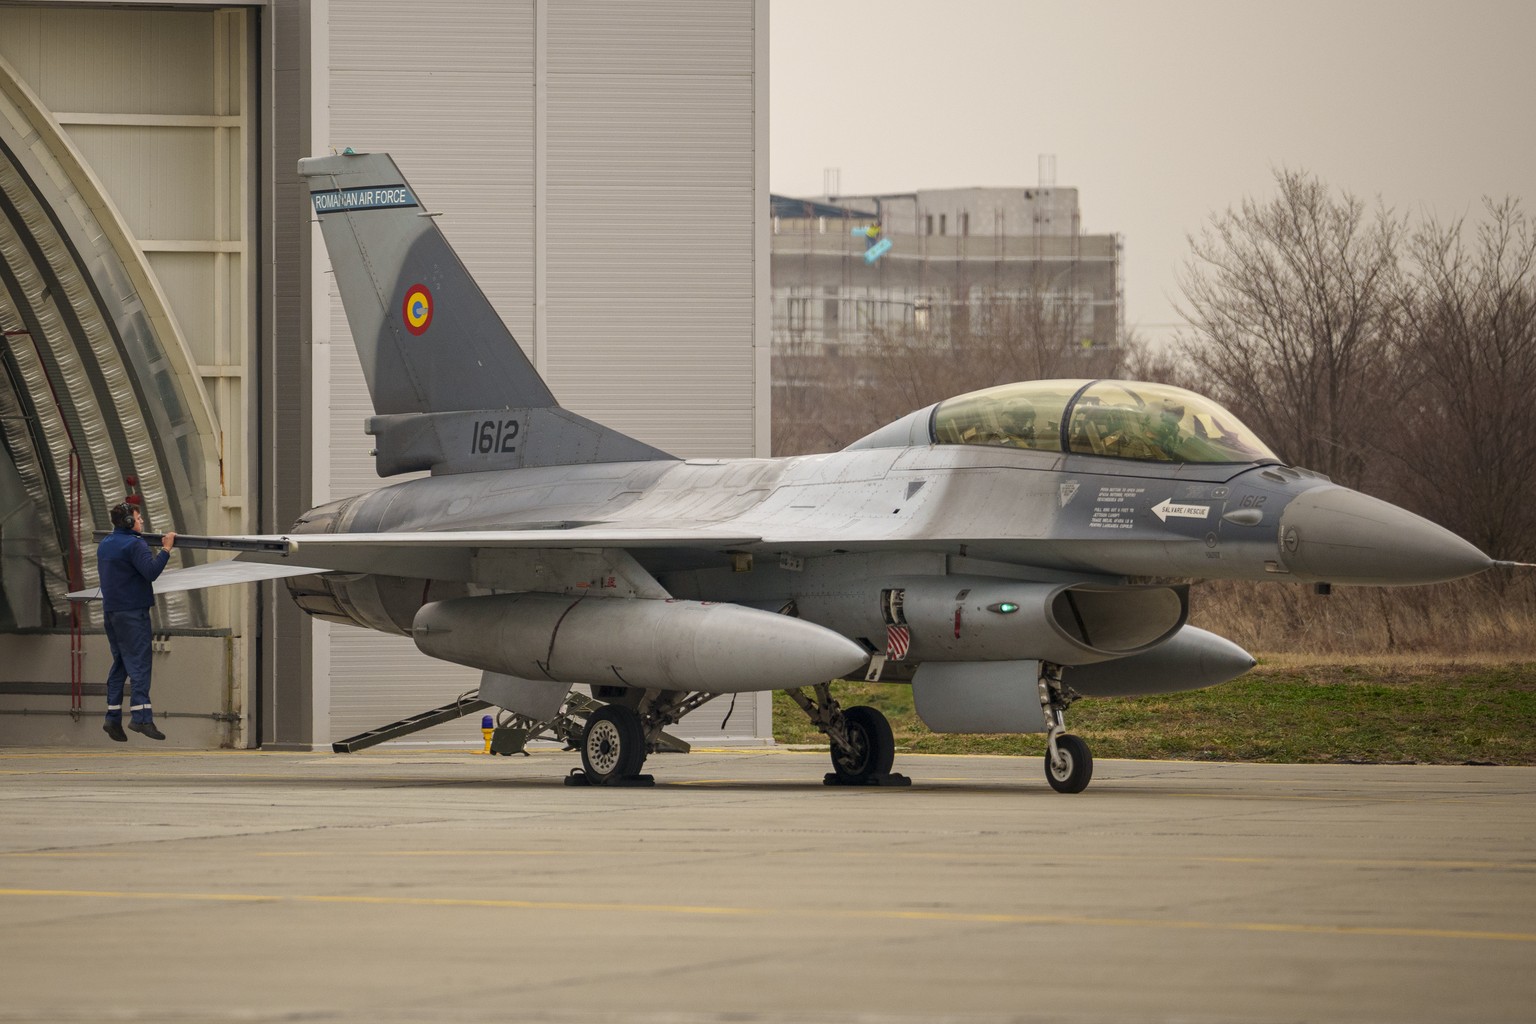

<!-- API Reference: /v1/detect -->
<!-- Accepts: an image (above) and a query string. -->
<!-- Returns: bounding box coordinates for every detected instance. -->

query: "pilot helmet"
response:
[999,400,1036,432]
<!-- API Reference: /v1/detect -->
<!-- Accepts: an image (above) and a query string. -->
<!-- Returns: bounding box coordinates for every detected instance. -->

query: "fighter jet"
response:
[76,152,1495,791]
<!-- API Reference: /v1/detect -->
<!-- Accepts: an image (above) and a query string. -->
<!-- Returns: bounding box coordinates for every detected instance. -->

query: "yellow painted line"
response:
[1042,853,1536,871]
[0,771,456,783]
[1,852,131,858]
[4,747,1535,766]
[1,773,1526,811]
[252,850,565,858]
[0,750,311,760]
[673,777,812,786]
[4,849,1531,872]
[2,887,1531,944]
[0,850,565,860]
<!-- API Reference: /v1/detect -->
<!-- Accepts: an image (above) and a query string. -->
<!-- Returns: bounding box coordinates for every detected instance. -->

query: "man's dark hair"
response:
[109,502,135,529]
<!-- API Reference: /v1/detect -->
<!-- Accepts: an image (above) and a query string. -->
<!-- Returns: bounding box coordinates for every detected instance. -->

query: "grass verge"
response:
[772,661,1536,765]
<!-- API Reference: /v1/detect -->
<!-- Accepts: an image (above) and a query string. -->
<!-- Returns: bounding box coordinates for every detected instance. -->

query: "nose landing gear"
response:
[1045,732,1093,793]
[1039,663,1093,793]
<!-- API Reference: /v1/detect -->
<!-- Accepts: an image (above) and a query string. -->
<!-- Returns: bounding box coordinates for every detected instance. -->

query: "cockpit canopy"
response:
[848,379,1279,465]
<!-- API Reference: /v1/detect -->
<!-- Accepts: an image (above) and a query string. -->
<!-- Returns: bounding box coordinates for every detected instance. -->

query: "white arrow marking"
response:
[1152,499,1211,523]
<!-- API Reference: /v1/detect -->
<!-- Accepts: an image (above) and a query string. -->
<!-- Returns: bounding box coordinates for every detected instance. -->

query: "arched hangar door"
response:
[0,5,253,746]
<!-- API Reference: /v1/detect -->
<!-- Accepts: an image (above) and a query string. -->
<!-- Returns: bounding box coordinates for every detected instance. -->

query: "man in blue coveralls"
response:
[98,501,176,741]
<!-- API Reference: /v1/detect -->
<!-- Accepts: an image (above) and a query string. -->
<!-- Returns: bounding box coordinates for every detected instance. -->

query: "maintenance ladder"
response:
[331,690,691,755]
[331,696,492,753]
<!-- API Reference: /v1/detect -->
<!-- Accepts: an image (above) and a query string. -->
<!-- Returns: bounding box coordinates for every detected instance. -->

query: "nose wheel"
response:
[1044,733,1093,793]
[1039,664,1093,793]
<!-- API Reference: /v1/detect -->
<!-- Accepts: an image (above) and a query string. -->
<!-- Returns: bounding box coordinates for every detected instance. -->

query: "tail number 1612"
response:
[471,418,520,454]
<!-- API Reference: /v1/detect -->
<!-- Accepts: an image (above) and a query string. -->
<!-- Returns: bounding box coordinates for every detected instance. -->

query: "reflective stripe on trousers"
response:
[103,609,154,724]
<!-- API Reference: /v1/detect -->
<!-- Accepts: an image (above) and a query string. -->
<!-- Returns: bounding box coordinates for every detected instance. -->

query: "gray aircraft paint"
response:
[71,152,1494,769]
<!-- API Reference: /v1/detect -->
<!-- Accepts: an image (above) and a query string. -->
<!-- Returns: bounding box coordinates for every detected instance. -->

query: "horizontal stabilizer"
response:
[68,558,331,601]
[368,407,672,477]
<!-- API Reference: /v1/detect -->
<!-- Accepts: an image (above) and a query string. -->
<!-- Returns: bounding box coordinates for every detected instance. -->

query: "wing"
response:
[70,527,761,597]
[265,528,756,573]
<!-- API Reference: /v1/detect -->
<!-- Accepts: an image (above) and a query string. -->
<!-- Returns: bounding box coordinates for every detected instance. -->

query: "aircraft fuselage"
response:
[286,444,1488,651]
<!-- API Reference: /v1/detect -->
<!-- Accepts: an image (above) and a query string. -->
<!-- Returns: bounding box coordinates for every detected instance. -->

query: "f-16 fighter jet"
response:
[79,153,1494,791]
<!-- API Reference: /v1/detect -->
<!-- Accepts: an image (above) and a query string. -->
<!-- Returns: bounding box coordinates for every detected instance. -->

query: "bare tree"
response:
[964,285,1120,382]
[1114,328,1198,390]
[772,286,1125,456]
[1177,170,1404,486]
[1386,199,1536,559]
[849,289,1121,450]
[771,341,863,456]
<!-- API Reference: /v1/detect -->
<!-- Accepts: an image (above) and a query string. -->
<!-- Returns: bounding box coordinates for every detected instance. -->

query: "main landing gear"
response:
[786,682,909,786]
[1039,663,1093,793]
[569,688,719,787]
[578,704,648,785]
[564,670,1095,793]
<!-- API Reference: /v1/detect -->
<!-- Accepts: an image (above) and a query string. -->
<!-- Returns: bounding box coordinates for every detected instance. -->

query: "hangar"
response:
[0,0,770,749]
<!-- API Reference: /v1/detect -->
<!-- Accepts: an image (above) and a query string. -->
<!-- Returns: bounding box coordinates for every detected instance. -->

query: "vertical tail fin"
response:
[299,151,555,415]
[300,152,671,475]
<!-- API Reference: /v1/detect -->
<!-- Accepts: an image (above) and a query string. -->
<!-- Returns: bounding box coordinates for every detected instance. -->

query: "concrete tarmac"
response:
[1,745,1533,1023]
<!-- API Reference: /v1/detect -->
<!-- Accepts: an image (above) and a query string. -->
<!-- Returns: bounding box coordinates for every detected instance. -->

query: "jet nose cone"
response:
[1278,485,1491,585]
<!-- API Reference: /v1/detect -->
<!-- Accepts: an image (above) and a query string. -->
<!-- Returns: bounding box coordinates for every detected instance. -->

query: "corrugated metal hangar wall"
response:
[0,0,771,750]
[311,0,771,749]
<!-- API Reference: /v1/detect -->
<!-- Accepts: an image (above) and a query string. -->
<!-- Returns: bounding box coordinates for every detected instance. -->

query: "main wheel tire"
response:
[581,705,646,784]
[830,705,896,784]
[1045,733,1093,793]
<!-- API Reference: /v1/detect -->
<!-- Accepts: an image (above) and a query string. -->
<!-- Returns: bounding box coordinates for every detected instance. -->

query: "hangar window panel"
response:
[0,11,41,82]
[69,126,219,240]
[32,9,216,116]
[145,253,216,364]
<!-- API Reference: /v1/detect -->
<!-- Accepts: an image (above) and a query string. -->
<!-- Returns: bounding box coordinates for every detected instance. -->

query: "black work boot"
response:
[128,721,166,741]
[103,720,127,742]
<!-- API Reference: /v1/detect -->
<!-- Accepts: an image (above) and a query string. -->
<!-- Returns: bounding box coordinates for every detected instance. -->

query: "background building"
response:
[769,183,1122,454]
[773,184,1121,355]
[0,0,771,750]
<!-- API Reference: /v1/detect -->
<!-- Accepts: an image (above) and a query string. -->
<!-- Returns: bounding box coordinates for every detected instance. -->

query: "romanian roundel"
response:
[402,284,433,336]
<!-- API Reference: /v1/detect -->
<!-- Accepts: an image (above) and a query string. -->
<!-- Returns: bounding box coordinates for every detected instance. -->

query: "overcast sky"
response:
[770,0,1536,344]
